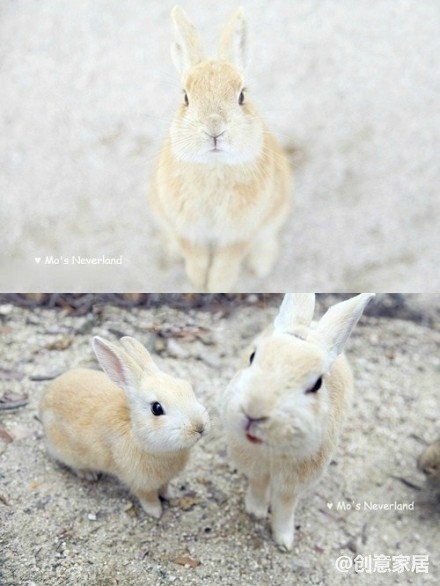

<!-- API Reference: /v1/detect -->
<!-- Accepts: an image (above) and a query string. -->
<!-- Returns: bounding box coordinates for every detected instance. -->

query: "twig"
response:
[0,399,29,410]
[390,475,422,491]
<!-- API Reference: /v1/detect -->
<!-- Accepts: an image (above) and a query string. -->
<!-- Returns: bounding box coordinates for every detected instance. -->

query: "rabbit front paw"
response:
[138,493,163,519]
[246,236,279,278]
[245,484,269,519]
[272,527,294,552]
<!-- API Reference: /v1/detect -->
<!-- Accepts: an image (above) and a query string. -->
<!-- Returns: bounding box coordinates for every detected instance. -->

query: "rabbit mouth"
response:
[246,432,263,444]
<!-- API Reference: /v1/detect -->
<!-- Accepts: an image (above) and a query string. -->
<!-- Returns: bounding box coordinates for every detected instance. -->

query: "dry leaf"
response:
[0,391,29,412]
[123,502,138,517]
[172,556,201,569]
[46,336,73,351]
[178,492,201,511]
[0,368,25,381]
[0,494,10,506]
[0,428,13,443]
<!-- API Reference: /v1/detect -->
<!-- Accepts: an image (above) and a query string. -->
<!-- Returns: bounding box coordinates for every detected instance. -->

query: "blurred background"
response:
[1,292,440,325]
[0,0,439,291]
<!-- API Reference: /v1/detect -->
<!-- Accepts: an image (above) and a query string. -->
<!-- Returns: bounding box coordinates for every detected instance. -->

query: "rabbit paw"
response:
[272,528,294,553]
[245,487,269,519]
[159,484,172,501]
[76,469,99,482]
[246,239,278,278]
[139,498,163,519]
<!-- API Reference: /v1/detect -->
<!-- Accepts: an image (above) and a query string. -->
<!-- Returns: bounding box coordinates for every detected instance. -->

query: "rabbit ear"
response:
[274,294,316,334]
[92,336,144,398]
[170,6,205,77]
[218,7,248,71]
[120,336,160,375]
[316,294,375,369]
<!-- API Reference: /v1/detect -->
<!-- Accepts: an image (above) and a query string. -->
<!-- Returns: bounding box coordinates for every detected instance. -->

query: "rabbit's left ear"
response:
[274,294,316,335]
[316,293,375,369]
[120,337,160,375]
[92,336,144,401]
[218,8,249,71]
[171,6,205,77]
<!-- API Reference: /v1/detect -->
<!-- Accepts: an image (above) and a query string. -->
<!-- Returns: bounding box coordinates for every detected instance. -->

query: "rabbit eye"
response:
[151,402,165,416]
[183,91,189,106]
[249,350,256,365]
[306,377,322,394]
[238,90,245,105]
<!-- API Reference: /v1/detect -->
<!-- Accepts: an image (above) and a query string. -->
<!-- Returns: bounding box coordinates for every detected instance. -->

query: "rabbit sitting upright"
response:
[149,7,292,292]
[220,293,374,551]
[39,336,210,518]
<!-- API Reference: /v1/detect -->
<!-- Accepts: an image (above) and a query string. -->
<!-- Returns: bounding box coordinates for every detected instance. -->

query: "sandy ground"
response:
[0,0,439,292]
[0,296,439,585]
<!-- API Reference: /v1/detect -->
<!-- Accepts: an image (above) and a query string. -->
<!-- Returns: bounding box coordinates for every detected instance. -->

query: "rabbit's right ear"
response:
[120,337,160,375]
[171,6,204,77]
[274,294,316,335]
[218,7,248,71]
[92,336,143,398]
[316,293,375,369]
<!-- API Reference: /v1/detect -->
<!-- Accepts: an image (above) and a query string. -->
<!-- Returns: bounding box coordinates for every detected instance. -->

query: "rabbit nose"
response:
[210,131,225,140]
[207,114,225,135]
[203,129,225,145]
[194,422,205,434]
[243,410,268,429]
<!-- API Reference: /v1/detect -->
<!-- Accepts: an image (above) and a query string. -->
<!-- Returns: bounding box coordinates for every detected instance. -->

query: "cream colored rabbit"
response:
[149,6,292,292]
[39,336,210,518]
[220,293,374,551]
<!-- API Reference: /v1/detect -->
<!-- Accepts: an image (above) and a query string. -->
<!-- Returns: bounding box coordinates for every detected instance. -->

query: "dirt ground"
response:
[1,0,439,292]
[0,296,439,585]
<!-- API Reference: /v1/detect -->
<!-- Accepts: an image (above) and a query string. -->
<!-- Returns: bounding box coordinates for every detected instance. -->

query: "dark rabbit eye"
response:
[249,350,256,365]
[238,90,245,105]
[151,402,165,416]
[183,91,189,106]
[306,377,322,394]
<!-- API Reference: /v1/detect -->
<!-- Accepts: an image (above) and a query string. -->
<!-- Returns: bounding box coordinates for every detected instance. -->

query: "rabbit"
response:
[39,335,210,519]
[417,439,440,487]
[220,293,375,551]
[149,6,292,292]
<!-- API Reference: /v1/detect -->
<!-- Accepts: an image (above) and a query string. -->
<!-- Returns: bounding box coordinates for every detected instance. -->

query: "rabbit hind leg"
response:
[245,474,271,519]
[76,469,100,482]
[246,229,280,278]
[206,242,247,292]
[180,239,211,290]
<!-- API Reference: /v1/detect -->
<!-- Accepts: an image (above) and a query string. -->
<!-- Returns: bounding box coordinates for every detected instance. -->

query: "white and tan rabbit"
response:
[149,7,292,292]
[220,293,374,551]
[39,336,210,518]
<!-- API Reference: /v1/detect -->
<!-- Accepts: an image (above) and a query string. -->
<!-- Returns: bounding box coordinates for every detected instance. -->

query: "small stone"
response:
[166,339,188,358]
[178,492,201,511]
[46,336,73,351]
